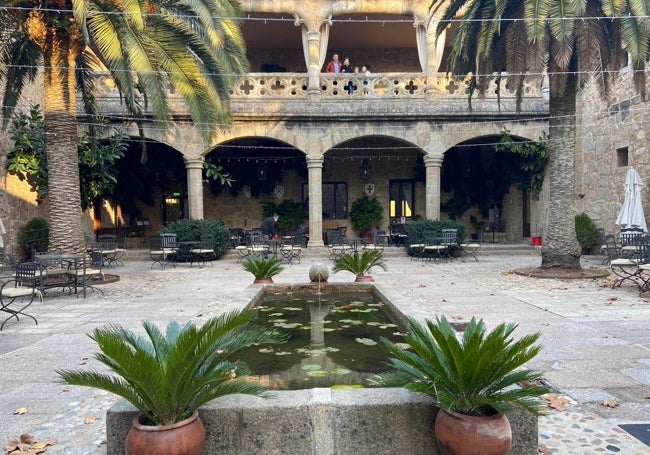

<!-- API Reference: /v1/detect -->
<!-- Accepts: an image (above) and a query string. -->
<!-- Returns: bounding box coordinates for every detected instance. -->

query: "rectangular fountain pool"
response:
[236,283,408,390]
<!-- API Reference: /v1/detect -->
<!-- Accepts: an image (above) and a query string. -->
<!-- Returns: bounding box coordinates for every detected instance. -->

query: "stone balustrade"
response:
[90,72,547,118]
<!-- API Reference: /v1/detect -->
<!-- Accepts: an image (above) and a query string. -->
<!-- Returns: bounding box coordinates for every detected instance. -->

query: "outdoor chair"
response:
[0,262,41,330]
[423,233,447,262]
[246,231,270,259]
[149,234,178,270]
[280,230,303,264]
[32,251,70,294]
[440,229,458,259]
[460,232,482,262]
[65,255,104,297]
[189,235,216,267]
[327,229,352,260]
[610,235,650,289]
[407,231,430,261]
[389,224,407,247]
[362,230,386,258]
[601,234,621,265]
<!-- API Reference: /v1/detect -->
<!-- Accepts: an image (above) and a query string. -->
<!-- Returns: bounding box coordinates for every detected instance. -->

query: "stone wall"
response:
[575,71,650,236]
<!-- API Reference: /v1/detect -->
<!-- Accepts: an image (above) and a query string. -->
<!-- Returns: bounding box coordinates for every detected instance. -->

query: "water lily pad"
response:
[331,384,364,389]
[355,337,377,346]
[273,322,302,329]
[306,370,328,377]
[301,364,323,371]
[322,328,335,332]
[259,348,274,354]
[275,351,292,356]
[269,312,284,317]
[283,307,302,311]
[332,368,351,375]
[366,321,381,326]
[379,323,398,329]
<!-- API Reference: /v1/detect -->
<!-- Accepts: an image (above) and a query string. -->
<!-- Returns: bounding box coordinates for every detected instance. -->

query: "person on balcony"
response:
[341,57,353,73]
[325,53,342,73]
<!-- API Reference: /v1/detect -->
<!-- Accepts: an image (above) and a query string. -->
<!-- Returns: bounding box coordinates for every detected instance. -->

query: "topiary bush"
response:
[19,217,49,259]
[160,219,230,260]
[574,212,600,253]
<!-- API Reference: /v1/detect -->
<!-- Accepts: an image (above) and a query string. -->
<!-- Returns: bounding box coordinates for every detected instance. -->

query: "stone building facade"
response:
[1,0,559,253]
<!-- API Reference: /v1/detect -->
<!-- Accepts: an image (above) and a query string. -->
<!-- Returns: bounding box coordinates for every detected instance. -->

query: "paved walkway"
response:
[1,252,649,454]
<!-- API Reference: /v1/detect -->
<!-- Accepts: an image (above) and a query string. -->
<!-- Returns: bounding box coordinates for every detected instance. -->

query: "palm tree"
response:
[431,0,650,269]
[1,0,248,252]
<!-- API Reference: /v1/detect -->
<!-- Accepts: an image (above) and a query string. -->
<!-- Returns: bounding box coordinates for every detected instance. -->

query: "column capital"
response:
[306,156,324,168]
[185,157,205,169]
[423,155,443,167]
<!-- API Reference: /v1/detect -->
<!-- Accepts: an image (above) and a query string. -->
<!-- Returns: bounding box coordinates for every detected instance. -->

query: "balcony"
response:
[92,72,549,121]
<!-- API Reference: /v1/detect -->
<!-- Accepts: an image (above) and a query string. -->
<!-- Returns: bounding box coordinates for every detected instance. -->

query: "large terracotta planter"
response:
[253,277,274,284]
[126,410,206,455]
[355,275,374,282]
[434,409,512,455]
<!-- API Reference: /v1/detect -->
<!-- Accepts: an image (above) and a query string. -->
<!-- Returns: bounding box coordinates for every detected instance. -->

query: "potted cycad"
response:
[242,256,283,284]
[57,310,286,455]
[375,315,549,455]
[332,250,387,282]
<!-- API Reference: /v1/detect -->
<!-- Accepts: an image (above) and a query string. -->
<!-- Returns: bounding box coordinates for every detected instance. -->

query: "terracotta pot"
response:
[126,410,206,455]
[355,275,374,282]
[434,409,511,455]
[253,277,274,284]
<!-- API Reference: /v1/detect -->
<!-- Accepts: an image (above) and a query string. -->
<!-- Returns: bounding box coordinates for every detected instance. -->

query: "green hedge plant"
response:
[574,213,600,253]
[160,219,230,260]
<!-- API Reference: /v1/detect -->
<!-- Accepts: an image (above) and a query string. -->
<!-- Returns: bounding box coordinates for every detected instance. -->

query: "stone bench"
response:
[107,388,537,455]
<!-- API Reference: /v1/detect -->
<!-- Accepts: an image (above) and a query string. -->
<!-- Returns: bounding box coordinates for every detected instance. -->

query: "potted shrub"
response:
[332,250,387,282]
[242,256,283,284]
[349,195,383,239]
[574,212,600,254]
[57,310,286,455]
[375,315,549,455]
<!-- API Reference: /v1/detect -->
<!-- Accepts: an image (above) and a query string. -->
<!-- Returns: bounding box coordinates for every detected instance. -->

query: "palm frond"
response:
[375,315,550,416]
[58,310,284,426]
[332,250,387,277]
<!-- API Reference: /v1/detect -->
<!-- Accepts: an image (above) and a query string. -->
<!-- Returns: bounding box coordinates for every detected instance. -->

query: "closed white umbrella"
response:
[615,167,648,232]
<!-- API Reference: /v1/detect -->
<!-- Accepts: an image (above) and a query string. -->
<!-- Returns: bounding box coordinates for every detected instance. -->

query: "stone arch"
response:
[202,136,307,229]
[441,132,546,241]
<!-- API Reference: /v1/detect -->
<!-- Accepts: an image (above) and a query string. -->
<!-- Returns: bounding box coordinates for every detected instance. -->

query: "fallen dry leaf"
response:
[5,435,57,455]
[538,443,552,455]
[545,395,570,411]
[13,407,29,415]
[607,296,618,301]
[441,298,447,302]
[602,400,619,408]
[417,283,426,288]
[451,314,464,320]
[84,415,97,424]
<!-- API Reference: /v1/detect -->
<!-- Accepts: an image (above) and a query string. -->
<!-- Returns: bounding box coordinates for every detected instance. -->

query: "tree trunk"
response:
[40,18,85,254]
[540,68,581,269]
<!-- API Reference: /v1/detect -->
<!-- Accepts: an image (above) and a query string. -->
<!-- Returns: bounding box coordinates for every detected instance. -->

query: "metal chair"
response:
[327,229,353,260]
[0,262,41,330]
[280,230,303,264]
[150,234,178,270]
[363,230,386,258]
[189,235,216,267]
[423,234,447,262]
[460,232,482,262]
[440,229,458,259]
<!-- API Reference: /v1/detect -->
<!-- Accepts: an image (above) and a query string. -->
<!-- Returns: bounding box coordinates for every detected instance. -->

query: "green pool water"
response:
[234,288,406,390]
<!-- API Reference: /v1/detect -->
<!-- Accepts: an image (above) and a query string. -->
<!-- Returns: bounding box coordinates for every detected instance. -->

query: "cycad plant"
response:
[332,250,387,278]
[242,256,284,280]
[375,315,549,417]
[57,310,286,426]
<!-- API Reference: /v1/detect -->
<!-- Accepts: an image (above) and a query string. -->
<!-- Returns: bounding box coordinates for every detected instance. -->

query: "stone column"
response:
[305,25,323,102]
[306,156,324,248]
[424,155,443,220]
[185,157,205,220]
[425,20,446,97]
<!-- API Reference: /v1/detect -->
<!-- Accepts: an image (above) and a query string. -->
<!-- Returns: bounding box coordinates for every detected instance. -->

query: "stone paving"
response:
[1,252,650,454]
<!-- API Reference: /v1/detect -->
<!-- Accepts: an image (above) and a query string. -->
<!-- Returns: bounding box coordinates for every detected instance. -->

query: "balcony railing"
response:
[90,72,547,118]
[231,73,544,99]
